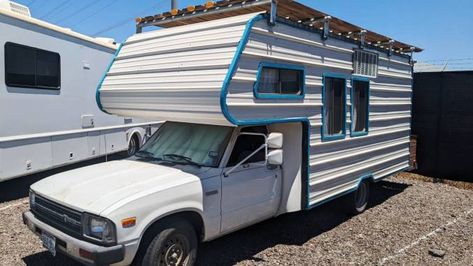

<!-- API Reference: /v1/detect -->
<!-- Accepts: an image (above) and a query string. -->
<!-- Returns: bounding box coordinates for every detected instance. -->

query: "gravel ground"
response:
[0,172,472,266]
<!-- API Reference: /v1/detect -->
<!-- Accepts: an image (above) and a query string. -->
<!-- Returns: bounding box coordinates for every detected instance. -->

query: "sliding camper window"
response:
[255,63,304,99]
[5,42,60,89]
[351,79,370,136]
[323,76,346,140]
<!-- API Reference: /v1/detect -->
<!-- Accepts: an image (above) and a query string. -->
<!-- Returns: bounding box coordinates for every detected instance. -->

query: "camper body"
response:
[23,2,419,265]
[0,2,160,182]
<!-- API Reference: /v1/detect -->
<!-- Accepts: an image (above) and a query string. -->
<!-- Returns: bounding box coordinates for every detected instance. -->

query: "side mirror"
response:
[267,133,283,149]
[267,149,283,165]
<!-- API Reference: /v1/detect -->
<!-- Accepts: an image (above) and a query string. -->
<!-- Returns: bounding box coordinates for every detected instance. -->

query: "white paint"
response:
[379,208,473,265]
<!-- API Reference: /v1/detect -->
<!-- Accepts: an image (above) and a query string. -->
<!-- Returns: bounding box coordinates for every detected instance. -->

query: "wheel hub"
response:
[163,242,184,266]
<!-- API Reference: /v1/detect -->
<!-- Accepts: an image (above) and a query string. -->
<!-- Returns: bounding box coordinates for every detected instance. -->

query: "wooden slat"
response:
[136,0,422,53]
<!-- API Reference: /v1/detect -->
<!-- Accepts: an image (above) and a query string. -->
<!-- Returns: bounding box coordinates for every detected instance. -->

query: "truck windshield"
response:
[136,122,233,168]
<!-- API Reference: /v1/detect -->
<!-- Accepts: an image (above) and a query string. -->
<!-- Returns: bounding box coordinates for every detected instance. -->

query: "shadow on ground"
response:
[20,180,409,266]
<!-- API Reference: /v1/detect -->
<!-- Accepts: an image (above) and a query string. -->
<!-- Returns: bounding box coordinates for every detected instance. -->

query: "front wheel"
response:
[141,220,198,266]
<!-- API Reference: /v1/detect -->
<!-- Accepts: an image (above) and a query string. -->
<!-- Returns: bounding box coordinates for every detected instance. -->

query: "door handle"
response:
[205,190,219,196]
[242,163,250,169]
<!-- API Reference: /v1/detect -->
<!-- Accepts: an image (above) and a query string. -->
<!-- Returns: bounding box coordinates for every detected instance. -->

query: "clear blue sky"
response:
[17,0,473,61]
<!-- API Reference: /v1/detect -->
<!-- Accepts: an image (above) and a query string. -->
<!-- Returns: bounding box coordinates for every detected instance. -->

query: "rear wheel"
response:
[343,180,370,215]
[127,134,139,156]
[141,219,197,266]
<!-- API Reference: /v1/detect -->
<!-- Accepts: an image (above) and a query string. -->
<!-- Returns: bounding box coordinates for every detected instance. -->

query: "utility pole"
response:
[172,0,178,10]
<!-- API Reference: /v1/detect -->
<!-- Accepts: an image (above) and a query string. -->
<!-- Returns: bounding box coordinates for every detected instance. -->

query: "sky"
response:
[15,0,473,64]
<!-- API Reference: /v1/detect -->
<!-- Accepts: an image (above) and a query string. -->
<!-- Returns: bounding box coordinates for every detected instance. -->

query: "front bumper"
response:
[23,211,125,266]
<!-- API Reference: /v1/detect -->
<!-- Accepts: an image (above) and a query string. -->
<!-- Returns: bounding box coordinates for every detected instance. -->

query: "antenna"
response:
[171,0,177,10]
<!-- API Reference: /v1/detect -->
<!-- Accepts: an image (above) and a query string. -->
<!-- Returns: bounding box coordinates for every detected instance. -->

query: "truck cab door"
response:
[220,129,282,233]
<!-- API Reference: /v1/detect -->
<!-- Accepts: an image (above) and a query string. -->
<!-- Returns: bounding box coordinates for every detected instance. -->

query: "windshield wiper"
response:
[162,154,204,168]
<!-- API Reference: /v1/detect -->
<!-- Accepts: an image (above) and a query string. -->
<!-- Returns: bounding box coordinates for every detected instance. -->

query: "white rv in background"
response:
[0,1,161,182]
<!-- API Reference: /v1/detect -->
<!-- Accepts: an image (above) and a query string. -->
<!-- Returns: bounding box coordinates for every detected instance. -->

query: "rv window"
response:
[351,79,370,135]
[256,65,304,96]
[323,76,346,139]
[5,42,60,89]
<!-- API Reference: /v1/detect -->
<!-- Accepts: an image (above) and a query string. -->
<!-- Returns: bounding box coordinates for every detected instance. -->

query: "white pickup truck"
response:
[23,122,312,266]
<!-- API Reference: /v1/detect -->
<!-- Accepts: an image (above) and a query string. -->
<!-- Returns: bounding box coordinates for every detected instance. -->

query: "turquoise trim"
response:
[95,43,124,114]
[350,76,370,137]
[321,73,348,142]
[253,62,305,99]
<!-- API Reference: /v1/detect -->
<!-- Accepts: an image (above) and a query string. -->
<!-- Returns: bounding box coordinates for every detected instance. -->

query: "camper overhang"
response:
[135,0,422,57]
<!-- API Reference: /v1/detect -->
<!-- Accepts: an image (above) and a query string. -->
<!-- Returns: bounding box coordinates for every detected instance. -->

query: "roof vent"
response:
[0,0,31,17]
[353,49,379,78]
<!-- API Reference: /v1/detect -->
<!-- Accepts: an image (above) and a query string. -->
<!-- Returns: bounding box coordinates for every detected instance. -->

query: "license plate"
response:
[41,231,56,257]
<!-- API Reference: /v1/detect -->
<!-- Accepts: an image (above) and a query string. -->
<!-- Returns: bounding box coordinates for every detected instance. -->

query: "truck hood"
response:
[31,159,206,214]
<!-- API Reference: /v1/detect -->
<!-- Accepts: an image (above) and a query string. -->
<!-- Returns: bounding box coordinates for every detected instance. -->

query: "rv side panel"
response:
[226,19,412,207]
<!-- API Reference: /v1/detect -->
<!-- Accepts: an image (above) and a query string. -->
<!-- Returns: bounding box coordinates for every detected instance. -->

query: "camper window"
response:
[351,79,370,136]
[255,63,304,99]
[5,42,60,89]
[323,76,346,140]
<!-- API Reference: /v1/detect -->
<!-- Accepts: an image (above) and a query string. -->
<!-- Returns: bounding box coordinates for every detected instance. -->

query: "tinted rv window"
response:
[323,76,346,138]
[257,65,304,96]
[5,42,60,89]
[352,79,370,134]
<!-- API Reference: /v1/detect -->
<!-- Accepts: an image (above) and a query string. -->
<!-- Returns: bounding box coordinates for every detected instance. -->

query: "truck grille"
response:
[32,195,83,238]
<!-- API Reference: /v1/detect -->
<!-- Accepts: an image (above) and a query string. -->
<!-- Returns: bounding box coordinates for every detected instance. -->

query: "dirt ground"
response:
[0,171,472,266]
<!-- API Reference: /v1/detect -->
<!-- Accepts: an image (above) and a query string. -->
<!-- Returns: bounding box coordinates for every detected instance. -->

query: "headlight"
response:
[29,190,36,209]
[82,213,117,245]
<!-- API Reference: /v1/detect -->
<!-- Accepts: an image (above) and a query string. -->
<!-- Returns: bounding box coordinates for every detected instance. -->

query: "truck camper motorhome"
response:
[23,1,422,265]
[0,1,161,182]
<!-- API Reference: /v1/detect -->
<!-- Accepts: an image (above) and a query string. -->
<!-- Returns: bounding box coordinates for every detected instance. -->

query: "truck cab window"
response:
[227,126,267,167]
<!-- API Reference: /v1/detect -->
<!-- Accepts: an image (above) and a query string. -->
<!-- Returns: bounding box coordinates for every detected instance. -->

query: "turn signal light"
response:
[79,248,94,260]
[122,217,136,228]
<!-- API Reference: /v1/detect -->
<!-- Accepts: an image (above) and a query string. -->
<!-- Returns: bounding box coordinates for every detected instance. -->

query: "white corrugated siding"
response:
[226,19,412,206]
[99,13,261,126]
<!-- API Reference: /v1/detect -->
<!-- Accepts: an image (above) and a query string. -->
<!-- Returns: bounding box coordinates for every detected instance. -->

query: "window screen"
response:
[353,49,378,78]
[324,77,346,137]
[5,42,60,89]
[257,66,303,96]
[351,80,369,134]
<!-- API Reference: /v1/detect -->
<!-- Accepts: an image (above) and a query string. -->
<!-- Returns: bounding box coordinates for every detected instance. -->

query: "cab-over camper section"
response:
[98,0,421,210]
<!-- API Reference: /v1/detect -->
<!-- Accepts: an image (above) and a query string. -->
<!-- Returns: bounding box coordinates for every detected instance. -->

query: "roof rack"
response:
[135,0,422,55]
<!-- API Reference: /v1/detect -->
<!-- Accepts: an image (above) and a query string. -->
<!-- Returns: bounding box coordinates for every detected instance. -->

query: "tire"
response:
[343,180,370,215]
[140,219,198,266]
[127,134,139,157]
